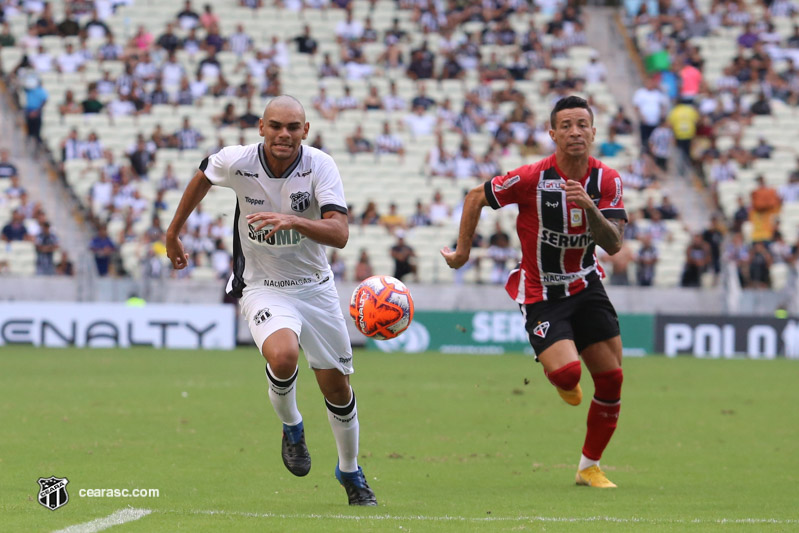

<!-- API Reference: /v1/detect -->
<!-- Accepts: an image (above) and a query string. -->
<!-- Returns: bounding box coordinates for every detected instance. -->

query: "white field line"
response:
[164,509,799,525]
[52,507,799,531]
[52,508,151,533]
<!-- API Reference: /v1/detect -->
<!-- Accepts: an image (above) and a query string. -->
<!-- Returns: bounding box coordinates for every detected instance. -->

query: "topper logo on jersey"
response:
[290,191,311,212]
[299,169,312,177]
[541,229,593,248]
[235,169,258,178]
[245,196,264,206]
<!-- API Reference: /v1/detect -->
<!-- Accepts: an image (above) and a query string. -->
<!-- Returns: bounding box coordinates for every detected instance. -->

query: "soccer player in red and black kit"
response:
[442,96,627,488]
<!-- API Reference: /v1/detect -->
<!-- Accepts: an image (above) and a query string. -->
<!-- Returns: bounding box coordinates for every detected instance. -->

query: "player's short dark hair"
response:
[550,96,593,127]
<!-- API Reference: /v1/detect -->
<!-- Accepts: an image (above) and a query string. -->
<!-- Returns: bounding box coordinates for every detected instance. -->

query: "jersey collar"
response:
[552,154,595,183]
[258,144,303,179]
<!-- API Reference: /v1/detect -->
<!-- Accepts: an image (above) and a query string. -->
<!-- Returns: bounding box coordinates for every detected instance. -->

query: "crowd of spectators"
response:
[3,0,608,280]
[0,149,72,275]
[0,0,797,289]
[622,0,799,289]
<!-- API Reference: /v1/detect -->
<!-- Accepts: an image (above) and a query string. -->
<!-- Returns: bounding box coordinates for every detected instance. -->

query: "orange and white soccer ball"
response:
[349,275,414,340]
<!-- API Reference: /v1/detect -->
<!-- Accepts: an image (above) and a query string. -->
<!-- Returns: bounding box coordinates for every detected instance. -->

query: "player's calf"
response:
[325,389,359,472]
[579,367,623,483]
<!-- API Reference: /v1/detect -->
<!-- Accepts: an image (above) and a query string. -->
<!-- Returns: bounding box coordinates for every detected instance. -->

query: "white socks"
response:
[578,454,599,472]
[265,366,360,472]
[265,364,302,427]
[325,388,359,473]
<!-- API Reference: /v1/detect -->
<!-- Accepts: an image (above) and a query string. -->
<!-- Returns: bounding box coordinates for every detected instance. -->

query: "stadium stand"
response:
[0,0,794,296]
[626,0,799,292]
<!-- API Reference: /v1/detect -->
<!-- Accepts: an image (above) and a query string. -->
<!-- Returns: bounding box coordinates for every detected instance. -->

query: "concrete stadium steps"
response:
[4,240,36,276]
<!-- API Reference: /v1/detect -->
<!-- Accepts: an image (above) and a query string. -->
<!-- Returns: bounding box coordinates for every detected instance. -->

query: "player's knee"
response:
[324,383,352,406]
[545,360,581,391]
[264,350,299,379]
[592,367,623,402]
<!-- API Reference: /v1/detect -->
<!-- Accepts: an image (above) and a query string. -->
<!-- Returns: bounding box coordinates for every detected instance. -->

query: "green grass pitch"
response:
[2,346,798,532]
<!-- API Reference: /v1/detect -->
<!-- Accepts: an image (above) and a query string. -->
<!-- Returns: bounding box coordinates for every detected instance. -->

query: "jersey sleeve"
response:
[199,146,233,188]
[315,153,348,216]
[484,167,532,210]
[598,169,627,220]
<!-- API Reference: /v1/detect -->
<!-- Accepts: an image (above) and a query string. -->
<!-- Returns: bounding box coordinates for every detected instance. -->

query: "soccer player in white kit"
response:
[165,95,377,506]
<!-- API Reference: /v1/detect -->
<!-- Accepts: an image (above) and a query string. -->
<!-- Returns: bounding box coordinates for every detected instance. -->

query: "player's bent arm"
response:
[585,206,626,255]
[293,211,349,249]
[166,170,213,238]
[441,184,489,269]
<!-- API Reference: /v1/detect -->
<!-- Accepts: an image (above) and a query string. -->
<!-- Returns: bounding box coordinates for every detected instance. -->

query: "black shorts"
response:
[521,281,620,360]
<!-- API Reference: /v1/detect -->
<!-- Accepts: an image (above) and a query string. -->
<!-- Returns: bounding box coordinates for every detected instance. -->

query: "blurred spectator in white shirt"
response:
[582,53,606,84]
[403,104,436,137]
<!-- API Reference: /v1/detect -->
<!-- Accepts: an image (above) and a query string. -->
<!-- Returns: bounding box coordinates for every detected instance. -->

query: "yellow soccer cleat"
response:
[575,465,617,488]
[556,383,582,406]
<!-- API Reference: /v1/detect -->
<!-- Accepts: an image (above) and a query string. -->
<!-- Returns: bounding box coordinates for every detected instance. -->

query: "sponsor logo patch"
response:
[263,278,314,287]
[541,229,593,248]
[249,225,305,246]
[570,208,583,227]
[611,177,622,207]
[537,180,564,190]
[545,201,559,208]
[235,169,258,178]
[532,321,550,339]
[542,272,585,283]
[245,196,264,206]
[493,174,520,191]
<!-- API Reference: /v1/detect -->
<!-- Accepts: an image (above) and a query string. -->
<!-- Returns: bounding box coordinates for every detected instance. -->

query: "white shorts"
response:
[239,282,353,375]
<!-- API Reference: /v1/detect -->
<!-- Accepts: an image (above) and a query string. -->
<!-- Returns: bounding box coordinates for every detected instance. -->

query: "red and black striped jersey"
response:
[484,154,627,304]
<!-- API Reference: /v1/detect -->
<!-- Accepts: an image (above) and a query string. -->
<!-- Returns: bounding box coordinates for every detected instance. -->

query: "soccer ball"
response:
[349,275,414,340]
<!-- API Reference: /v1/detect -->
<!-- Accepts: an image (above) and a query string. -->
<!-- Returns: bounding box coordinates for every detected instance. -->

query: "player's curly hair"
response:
[550,96,594,127]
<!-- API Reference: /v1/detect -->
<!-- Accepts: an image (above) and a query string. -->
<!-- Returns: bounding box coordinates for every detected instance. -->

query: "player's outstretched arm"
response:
[246,210,349,249]
[166,170,213,269]
[441,184,489,269]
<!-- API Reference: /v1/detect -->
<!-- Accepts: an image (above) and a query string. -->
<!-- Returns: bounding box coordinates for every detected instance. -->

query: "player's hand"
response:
[246,212,297,241]
[440,246,468,269]
[562,180,594,210]
[166,234,189,270]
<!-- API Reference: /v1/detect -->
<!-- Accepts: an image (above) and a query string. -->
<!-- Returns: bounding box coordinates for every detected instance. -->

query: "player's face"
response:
[260,104,309,161]
[550,108,595,157]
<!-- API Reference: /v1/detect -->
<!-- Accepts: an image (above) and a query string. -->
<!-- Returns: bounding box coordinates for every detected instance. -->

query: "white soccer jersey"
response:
[201,143,348,297]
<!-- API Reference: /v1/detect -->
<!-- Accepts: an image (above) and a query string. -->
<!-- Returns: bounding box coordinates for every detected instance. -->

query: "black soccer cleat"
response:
[281,422,311,477]
[335,463,377,506]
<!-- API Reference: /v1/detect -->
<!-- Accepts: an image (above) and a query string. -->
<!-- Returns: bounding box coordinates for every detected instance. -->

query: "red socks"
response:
[544,360,581,391]
[582,368,623,461]
[544,364,623,461]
